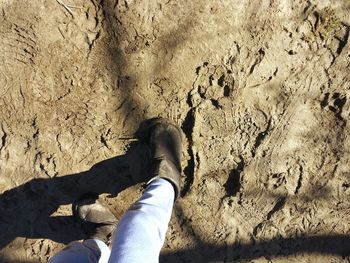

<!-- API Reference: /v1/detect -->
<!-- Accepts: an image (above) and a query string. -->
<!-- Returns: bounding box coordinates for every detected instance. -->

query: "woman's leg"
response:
[108,178,174,263]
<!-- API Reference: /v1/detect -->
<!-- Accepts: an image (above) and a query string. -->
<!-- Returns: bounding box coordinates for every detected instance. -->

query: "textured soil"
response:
[0,0,350,262]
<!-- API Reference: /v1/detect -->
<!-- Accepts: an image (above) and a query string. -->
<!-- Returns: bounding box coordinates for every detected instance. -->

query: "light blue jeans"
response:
[49,178,175,263]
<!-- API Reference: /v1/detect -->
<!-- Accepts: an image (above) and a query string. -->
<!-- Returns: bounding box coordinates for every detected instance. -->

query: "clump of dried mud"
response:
[0,0,350,262]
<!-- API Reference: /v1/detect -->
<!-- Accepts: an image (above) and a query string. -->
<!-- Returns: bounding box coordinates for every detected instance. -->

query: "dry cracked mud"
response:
[0,0,350,262]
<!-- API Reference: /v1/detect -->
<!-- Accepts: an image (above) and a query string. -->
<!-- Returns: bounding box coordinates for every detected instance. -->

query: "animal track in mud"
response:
[265,173,286,191]
[182,63,231,195]
[224,42,271,89]
[191,62,235,106]
[184,59,272,198]
[181,62,236,196]
[321,92,347,123]
[34,152,58,178]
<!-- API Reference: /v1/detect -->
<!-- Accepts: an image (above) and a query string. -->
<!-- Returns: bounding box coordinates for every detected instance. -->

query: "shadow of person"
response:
[160,234,350,262]
[0,138,150,250]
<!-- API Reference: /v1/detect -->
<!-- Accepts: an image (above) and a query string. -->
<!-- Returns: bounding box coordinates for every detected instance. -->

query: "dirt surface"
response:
[0,0,350,262]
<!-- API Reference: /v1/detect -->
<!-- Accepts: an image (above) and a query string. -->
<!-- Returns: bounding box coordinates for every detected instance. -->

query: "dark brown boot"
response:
[74,198,118,246]
[146,118,182,199]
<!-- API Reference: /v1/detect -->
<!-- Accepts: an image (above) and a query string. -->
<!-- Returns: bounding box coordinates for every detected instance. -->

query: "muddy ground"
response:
[0,0,350,262]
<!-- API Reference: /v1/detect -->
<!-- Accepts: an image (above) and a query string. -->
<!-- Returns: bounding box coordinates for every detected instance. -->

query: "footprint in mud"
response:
[191,45,268,107]
[265,172,286,191]
[191,62,235,107]
[321,92,347,121]
[183,60,272,198]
